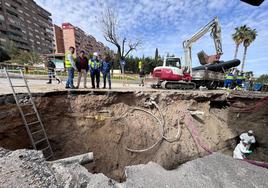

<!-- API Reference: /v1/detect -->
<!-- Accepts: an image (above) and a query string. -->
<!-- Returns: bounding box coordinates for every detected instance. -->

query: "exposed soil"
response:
[0,91,267,181]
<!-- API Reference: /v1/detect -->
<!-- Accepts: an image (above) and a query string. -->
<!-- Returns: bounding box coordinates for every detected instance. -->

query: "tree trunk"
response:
[241,46,248,72]
[234,44,239,59]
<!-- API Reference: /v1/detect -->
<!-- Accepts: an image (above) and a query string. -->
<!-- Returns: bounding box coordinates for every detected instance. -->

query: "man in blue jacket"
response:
[102,55,112,89]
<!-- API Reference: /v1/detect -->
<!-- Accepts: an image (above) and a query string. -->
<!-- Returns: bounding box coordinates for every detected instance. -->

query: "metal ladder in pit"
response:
[3,68,53,160]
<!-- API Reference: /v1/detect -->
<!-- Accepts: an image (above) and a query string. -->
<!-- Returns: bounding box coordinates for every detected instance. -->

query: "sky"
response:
[35,0,268,76]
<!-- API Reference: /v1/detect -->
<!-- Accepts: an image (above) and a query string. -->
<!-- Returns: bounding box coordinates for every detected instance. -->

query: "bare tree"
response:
[99,7,141,67]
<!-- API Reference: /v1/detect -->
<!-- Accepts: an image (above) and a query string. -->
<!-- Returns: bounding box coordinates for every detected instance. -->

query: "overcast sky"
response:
[35,0,268,75]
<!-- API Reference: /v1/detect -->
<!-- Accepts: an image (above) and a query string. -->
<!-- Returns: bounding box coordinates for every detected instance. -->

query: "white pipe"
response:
[51,152,94,165]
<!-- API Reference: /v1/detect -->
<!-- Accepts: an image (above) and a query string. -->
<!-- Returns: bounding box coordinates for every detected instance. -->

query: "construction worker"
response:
[236,72,245,89]
[224,71,235,89]
[101,55,112,89]
[233,140,253,160]
[65,46,77,89]
[240,130,256,150]
[138,66,145,87]
[46,58,61,84]
[89,52,101,89]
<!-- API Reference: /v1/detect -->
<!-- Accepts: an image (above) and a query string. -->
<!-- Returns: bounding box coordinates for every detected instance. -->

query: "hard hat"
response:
[248,130,254,134]
[93,52,98,56]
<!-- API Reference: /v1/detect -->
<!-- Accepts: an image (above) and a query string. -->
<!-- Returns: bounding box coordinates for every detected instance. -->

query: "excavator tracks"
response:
[160,81,196,90]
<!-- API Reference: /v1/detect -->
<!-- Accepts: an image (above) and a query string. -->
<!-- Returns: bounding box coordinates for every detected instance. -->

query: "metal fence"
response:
[0,63,139,80]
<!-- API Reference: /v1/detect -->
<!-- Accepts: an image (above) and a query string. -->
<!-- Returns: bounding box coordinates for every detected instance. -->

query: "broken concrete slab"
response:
[122,153,268,188]
[1,147,268,188]
[0,148,111,188]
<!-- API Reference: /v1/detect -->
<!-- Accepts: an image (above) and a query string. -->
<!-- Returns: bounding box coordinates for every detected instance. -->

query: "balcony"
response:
[8,33,27,43]
[6,9,18,18]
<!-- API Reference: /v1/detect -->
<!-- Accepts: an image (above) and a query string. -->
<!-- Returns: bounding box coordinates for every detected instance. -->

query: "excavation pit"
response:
[0,90,267,181]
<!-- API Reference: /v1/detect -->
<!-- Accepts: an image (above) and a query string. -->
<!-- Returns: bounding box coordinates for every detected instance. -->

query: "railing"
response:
[0,63,139,80]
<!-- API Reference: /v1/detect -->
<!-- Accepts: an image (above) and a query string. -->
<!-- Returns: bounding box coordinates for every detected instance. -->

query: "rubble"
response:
[122,153,268,188]
[0,147,111,188]
[1,148,268,188]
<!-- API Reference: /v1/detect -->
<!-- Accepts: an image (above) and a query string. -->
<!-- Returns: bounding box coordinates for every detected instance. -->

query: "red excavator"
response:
[151,17,240,89]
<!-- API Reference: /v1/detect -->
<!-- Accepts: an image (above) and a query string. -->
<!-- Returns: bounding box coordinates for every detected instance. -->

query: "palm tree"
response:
[232,25,249,59]
[241,28,257,72]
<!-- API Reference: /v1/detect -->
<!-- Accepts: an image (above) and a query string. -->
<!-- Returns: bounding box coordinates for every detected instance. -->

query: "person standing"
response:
[120,57,126,74]
[46,58,61,84]
[139,67,145,87]
[65,46,77,89]
[89,52,101,89]
[224,71,235,89]
[76,50,89,89]
[102,55,112,89]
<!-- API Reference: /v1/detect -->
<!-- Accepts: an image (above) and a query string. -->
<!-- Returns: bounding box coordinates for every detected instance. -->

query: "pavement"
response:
[0,77,151,95]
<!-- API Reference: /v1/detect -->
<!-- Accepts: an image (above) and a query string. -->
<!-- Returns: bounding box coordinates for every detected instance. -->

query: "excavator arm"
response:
[183,17,223,75]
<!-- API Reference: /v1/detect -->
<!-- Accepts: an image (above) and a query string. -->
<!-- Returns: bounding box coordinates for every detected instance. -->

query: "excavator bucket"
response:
[197,50,220,65]
[197,50,208,65]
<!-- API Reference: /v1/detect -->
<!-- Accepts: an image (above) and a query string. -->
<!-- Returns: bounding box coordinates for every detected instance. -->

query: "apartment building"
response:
[53,24,64,54]
[61,22,109,56]
[0,0,54,54]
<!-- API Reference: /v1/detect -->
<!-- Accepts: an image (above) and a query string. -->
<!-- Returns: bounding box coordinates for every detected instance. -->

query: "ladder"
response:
[4,68,53,160]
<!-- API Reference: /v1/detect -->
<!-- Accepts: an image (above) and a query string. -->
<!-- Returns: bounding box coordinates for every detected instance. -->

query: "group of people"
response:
[224,68,253,90]
[46,46,147,89]
[64,46,112,89]
[233,130,256,160]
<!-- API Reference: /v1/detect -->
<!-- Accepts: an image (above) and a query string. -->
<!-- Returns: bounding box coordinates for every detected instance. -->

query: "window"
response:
[0,15,4,21]
[13,0,22,6]
[11,5,17,9]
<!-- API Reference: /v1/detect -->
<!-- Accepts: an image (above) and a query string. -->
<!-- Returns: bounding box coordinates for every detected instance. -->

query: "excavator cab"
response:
[165,57,181,68]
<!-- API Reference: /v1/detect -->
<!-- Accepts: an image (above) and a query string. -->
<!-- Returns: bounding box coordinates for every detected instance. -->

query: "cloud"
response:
[35,0,268,75]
